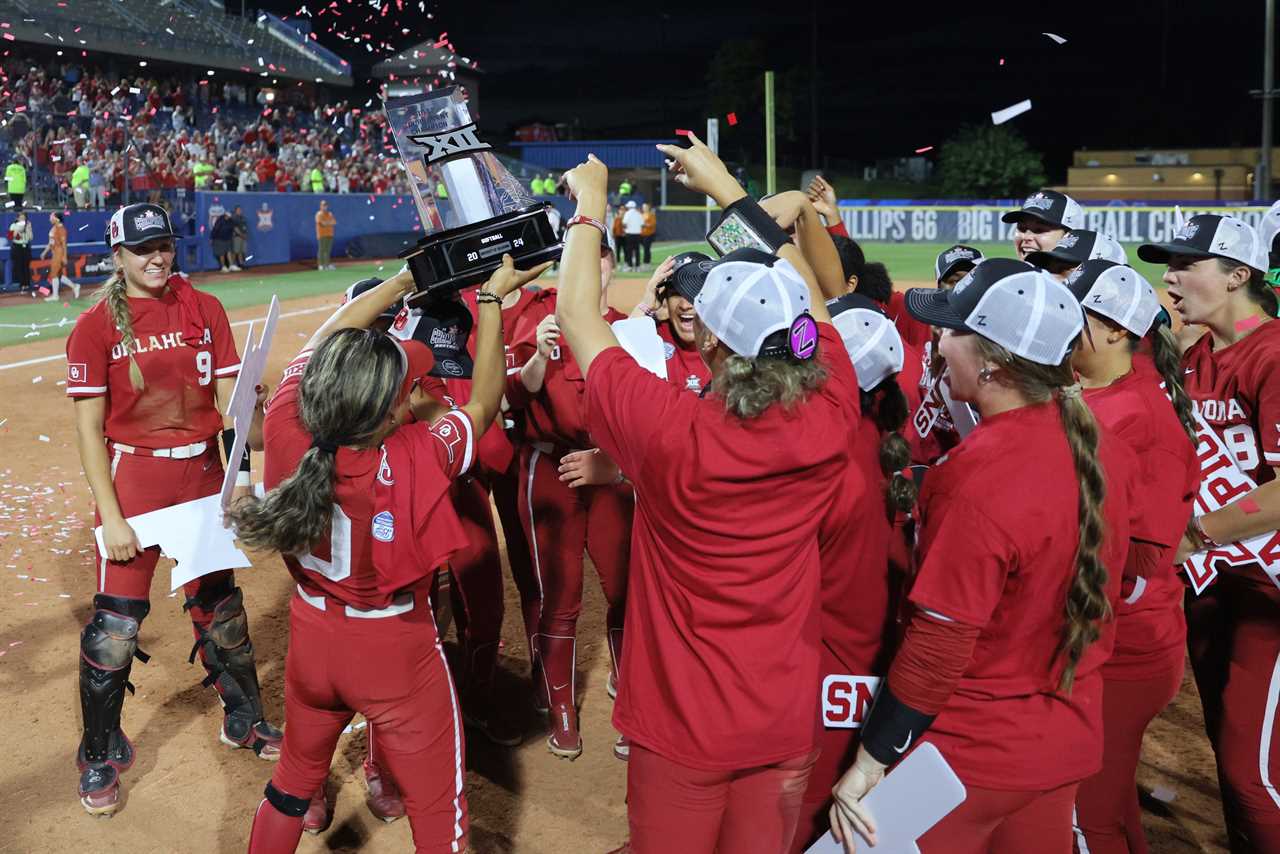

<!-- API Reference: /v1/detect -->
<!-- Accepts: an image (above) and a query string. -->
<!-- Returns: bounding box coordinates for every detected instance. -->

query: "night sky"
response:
[258,0,1275,178]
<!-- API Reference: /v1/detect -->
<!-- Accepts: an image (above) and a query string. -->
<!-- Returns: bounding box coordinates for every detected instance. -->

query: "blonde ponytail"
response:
[95,266,144,390]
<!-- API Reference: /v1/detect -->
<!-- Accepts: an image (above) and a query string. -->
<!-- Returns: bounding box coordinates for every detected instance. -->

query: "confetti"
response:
[727,112,738,126]
[1042,33,1067,45]
[991,99,1032,125]
[914,146,934,154]
[1150,786,1177,804]
[36,435,50,443]
[30,376,41,384]
[675,128,692,137]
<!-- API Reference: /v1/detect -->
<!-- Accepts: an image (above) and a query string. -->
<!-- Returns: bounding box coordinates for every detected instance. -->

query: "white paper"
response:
[94,495,251,591]
[1173,204,1185,230]
[1042,32,1068,44]
[610,317,668,380]
[805,743,966,854]
[991,99,1032,126]
[219,295,280,509]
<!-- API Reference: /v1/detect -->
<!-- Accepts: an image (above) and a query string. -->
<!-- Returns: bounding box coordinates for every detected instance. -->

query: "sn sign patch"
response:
[372,511,395,542]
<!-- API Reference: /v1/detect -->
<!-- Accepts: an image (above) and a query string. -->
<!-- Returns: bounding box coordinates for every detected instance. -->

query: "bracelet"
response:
[475,291,502,306]
[235,471,251,487]
[1194,515,1221,550]
[565,214,607,241]
[641,305,659,319]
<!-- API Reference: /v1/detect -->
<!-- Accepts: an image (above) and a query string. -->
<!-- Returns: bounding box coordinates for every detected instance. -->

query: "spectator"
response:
[308,160,324,193]
[231,204,249,270]
[618,177,633,197]
[193,156,214,189]
[88,160,106,210]
[71,160,91,209]
[531,173,546,195]
[621,199,644,271]
[210,208,236,272]
[640,202,657,266]
[6,156,26,211]
[238,159,257,193]
[315,199,336,271]
[9,209,32,294]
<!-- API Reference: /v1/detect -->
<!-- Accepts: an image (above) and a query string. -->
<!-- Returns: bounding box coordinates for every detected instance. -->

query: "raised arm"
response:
[555,155,621,378]
[302,267,415,352]
[459,255,552,438]
[760,191,845,307]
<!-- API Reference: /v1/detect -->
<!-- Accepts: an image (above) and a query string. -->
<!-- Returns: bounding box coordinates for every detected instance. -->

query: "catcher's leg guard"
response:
[539,633,582,760]
[77,594,150,815]
[247,782,309,852]
[186,581,282,759]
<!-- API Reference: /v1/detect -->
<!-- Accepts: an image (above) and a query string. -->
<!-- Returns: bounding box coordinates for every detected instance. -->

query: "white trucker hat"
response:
[1138,213,1268,273]
[904,257,1084,366]
[828,293,905,391]
[1025,229,1128,268]
[1001,189,1086,231]
[694,248,817,360]
[1064,260,1161,337]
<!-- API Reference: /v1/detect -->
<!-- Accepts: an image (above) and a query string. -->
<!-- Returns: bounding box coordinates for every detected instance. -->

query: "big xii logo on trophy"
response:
[385,86,562,306]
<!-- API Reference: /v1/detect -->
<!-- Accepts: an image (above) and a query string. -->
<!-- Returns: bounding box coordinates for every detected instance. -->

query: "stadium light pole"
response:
[765,70,776,196]
[1260,0,1276,202]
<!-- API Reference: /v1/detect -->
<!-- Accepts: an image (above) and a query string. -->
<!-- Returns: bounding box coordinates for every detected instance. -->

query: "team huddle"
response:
[64,134,1280,854]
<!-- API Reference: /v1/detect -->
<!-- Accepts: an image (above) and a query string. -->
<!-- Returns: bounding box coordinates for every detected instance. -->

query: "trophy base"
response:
[400,205,562,307]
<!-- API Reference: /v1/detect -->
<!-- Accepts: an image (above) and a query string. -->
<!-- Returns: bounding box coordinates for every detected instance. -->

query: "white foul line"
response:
[0,303,337,372]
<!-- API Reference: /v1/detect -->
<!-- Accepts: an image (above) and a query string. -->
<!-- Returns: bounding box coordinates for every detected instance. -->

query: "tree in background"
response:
[938,125,1047,198]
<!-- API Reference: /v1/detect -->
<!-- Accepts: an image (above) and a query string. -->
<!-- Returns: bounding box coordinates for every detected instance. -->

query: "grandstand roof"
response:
[0,0,352,86]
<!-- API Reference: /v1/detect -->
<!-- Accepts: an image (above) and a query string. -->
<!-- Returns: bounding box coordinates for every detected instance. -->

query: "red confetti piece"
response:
[727,112,738,126]
[915,146,934,154]
[675,128,692,137]
[1236,315,1263,332]
[999,58,1005,66]
[1240,497,1263,515]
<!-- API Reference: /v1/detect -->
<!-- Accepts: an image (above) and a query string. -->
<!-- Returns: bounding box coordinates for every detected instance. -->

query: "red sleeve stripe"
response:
[66,386,107,396]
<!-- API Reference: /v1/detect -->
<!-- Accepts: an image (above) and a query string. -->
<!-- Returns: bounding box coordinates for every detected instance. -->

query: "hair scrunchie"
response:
[310,437,339,454]
[1059,383,1083,401]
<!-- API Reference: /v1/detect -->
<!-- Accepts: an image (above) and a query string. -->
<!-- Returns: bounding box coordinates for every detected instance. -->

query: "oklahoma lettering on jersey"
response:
[65,286,240,447]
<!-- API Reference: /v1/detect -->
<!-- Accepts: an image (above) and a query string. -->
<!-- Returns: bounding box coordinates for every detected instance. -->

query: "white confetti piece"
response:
[1042,32,1067,45]
[59,593,71,598]
[36,435,50,443]
[1150,786,1177,803]
[30,376,41,384]
[992,99,1032,125]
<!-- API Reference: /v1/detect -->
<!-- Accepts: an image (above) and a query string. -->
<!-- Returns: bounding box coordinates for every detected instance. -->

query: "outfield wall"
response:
[652,203,1273,245]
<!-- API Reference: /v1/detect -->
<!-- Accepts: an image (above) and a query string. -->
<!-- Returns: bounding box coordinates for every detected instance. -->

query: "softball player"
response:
[1066,260,1200,854]
[556,145,857,852]
[504,241,633,760]
[631,251,714,392]
[1026,230,1128,281]
[791,292,914,852]
[830,259,1136,854]
[42,211,81,300]
[1138,214,1280,852]
[67,203,280,817]
[235,256,547,852]
[1003,189,1084,262]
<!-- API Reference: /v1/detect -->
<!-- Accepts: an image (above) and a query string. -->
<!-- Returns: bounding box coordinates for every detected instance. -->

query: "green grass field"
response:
[0,240,1170,350]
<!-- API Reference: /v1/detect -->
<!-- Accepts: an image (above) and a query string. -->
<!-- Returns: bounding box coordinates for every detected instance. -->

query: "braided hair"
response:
[94,265,145,390]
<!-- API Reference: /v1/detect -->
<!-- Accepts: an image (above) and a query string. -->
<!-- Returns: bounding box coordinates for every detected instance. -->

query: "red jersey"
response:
[65,283,240,448]
[885,290,932,351]
[1085,370,1198,679]
[1182,321,1280,598]
[909,401,1134,789]
[585,324,859,770]
[506,289,626,449]
[655,320,711,393]
[818,414,891,676]
[263,350,474,610]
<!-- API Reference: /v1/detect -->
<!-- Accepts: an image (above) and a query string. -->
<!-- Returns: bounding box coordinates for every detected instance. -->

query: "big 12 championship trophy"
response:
[386,86,561,307]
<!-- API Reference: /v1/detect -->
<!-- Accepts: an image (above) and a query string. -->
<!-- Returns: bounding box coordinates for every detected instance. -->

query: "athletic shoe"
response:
[78,764,122,817]
[302,789,330,835]
[328,264,337,271]
[228,265,242,272]
[220,266,230,273]
[44,294,56,301]
[363,759,406,823]
[546,703,583,760]
[71,281,81,299]
[613,734,630,761]
[220,718,283,760]
[317,265,324,271]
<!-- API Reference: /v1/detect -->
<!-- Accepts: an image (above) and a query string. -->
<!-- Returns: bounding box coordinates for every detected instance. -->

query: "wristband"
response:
[859,683,937,767]
[235,471,251,487]
[476,291,502,306]
[222,427,251,473]
[565,214,608,241]
[1193,515,1221,550]
[706,196,792,257]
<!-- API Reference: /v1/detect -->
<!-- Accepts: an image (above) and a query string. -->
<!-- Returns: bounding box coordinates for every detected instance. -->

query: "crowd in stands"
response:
[0,55,413,210]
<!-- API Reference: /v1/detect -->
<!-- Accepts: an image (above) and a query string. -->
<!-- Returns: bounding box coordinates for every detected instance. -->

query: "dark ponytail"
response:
[1141,324,1197,443]
[974,337,1111,693]
[860,379,917,518]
